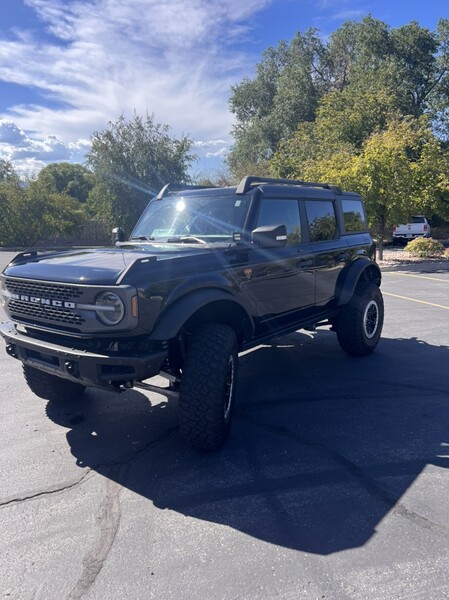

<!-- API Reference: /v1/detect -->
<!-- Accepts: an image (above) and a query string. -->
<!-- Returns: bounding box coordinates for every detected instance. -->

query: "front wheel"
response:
[23,365,86,402]
[335,282,384,356]
[179,324,238,451]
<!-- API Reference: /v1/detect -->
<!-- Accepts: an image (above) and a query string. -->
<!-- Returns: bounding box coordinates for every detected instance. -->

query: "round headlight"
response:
[95,291,125,325]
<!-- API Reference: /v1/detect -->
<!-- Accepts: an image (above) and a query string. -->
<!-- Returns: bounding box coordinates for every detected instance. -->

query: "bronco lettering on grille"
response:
[11,293,75,309]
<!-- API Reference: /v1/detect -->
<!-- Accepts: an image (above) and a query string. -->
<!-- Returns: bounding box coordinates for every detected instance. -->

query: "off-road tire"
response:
[335,282,384,356]
[179,324,238,451]
[23,365,86,402]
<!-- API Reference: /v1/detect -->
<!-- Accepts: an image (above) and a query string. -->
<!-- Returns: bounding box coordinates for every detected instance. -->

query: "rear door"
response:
[304,199,348,306]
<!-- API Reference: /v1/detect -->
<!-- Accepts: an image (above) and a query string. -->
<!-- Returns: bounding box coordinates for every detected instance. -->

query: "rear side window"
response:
[342,199,367,232]
[305,201,337,242]
[256,198,302,245]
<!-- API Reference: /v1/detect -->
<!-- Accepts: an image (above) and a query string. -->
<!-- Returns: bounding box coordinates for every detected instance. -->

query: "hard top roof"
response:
[155,177,360,200]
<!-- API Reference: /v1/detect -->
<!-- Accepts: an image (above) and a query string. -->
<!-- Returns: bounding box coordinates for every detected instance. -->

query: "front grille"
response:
[9,300,85,325]
[5,279,83,300]
[4,278,85,327]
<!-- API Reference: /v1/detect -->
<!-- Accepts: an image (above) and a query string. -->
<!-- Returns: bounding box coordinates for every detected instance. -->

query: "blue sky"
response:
[0,0,446,178]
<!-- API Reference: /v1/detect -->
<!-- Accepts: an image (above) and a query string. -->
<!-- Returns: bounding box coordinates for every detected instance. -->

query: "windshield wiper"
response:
[166,236,207,244]
[129,235,155,242]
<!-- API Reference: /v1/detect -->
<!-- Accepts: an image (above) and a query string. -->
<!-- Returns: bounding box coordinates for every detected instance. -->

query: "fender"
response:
[335,258,381,306]
[149,288,255,341]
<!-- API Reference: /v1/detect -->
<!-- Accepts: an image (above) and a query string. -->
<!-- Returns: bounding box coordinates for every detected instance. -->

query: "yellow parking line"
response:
[383,291,449,310]
[383,272,449,284]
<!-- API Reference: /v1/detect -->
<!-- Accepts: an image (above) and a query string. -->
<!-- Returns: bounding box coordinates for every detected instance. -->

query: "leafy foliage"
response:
[404,237,445,257]
[0,174,87,247]
[86,113,196,233]
[229,16,449,179]
[0,159,19,183]
[35,162,94,203]
[273,115,449,258]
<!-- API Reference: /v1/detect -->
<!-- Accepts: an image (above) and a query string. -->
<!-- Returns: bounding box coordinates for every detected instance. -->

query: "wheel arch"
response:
[149,289,254,344]
[335,258,381,306]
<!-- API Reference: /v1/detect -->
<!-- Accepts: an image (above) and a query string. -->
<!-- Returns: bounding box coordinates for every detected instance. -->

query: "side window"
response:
[342,199,367,232]
[305,201,337,242]
[256,198,302,246]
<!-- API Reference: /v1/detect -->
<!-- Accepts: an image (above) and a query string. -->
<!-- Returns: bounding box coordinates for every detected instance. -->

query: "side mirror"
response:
[112,227,125,244]
[251,224,287,249]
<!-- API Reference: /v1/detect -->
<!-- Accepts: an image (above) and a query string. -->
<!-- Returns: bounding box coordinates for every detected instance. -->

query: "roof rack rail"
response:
[155,183,215,200]
[236,176,342,195]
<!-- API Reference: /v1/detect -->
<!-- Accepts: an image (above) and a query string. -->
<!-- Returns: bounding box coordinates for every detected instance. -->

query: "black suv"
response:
[0,176,383,450]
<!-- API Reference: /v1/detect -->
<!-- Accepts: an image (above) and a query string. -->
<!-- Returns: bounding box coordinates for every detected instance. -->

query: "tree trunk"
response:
[377,215,385,261]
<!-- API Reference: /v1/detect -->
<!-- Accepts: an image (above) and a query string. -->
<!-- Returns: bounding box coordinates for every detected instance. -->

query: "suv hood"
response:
[3,245,211,285]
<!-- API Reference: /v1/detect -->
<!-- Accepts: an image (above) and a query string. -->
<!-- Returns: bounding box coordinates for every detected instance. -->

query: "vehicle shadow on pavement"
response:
[46,330,449,555]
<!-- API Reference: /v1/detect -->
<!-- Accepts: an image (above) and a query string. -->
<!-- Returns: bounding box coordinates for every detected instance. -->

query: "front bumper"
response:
[0,321,168,389]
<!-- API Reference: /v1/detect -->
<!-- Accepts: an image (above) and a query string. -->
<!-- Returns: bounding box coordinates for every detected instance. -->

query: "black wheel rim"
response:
[363,300,379,339]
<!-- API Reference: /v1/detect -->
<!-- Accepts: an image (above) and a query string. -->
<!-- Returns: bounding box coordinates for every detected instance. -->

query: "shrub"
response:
[404,237,445,258]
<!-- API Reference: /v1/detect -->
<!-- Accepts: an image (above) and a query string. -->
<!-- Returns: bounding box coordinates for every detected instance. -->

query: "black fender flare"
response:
[149,288,255,341]
[335,258,382,306]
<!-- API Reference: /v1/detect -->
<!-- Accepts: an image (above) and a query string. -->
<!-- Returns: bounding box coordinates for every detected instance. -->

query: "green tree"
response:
[0,177,87,247]
[273,117,449,259]
[353,118,449,256]
[0,159,18,182]
[430,19,449,140]
[228,17,449,177]
[86,113,196,233]
[35,162,94,202]
[227,32,321,175]
[315,87,397,149]
[0,179,21,245]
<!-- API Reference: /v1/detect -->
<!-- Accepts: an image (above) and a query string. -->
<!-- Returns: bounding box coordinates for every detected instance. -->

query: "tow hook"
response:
[64,360,75,374]
[6,344,17,358]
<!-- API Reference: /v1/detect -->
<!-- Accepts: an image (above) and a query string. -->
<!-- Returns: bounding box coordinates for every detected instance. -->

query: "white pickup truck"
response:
[392,216,430,244]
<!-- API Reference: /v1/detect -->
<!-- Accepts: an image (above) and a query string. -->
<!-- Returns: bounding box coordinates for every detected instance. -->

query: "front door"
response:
[241,197,315,321]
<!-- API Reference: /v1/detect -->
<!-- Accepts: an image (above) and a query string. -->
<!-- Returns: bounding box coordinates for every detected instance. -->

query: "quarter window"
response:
[305,201,337,242]
[342,199,367,232]
[256,199,302,245]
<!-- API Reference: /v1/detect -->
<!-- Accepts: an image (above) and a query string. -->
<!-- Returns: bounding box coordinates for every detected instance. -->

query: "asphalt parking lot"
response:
[1,251,449,600]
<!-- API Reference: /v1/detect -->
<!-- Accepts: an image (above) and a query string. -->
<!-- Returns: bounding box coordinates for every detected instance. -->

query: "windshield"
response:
[131,194,251,243]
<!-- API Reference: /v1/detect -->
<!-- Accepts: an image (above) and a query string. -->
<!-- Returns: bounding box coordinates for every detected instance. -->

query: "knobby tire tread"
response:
[179,324,237,451]
[336,282,384,356]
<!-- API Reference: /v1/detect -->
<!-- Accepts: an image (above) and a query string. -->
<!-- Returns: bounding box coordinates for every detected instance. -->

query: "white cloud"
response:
[193,138,230,161]
[0,120,29,147]
[0,0,273,173]
[194,140,228,148]
[206,147,229,158]
[0,119,88,176]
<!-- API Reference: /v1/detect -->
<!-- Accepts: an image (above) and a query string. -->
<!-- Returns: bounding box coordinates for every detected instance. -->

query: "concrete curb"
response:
[380,260,449,273]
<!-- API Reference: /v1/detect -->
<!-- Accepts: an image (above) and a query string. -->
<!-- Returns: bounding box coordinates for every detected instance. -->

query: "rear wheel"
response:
[179,324,238,451]
[23,365,86,402]
[335,282,384,356]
